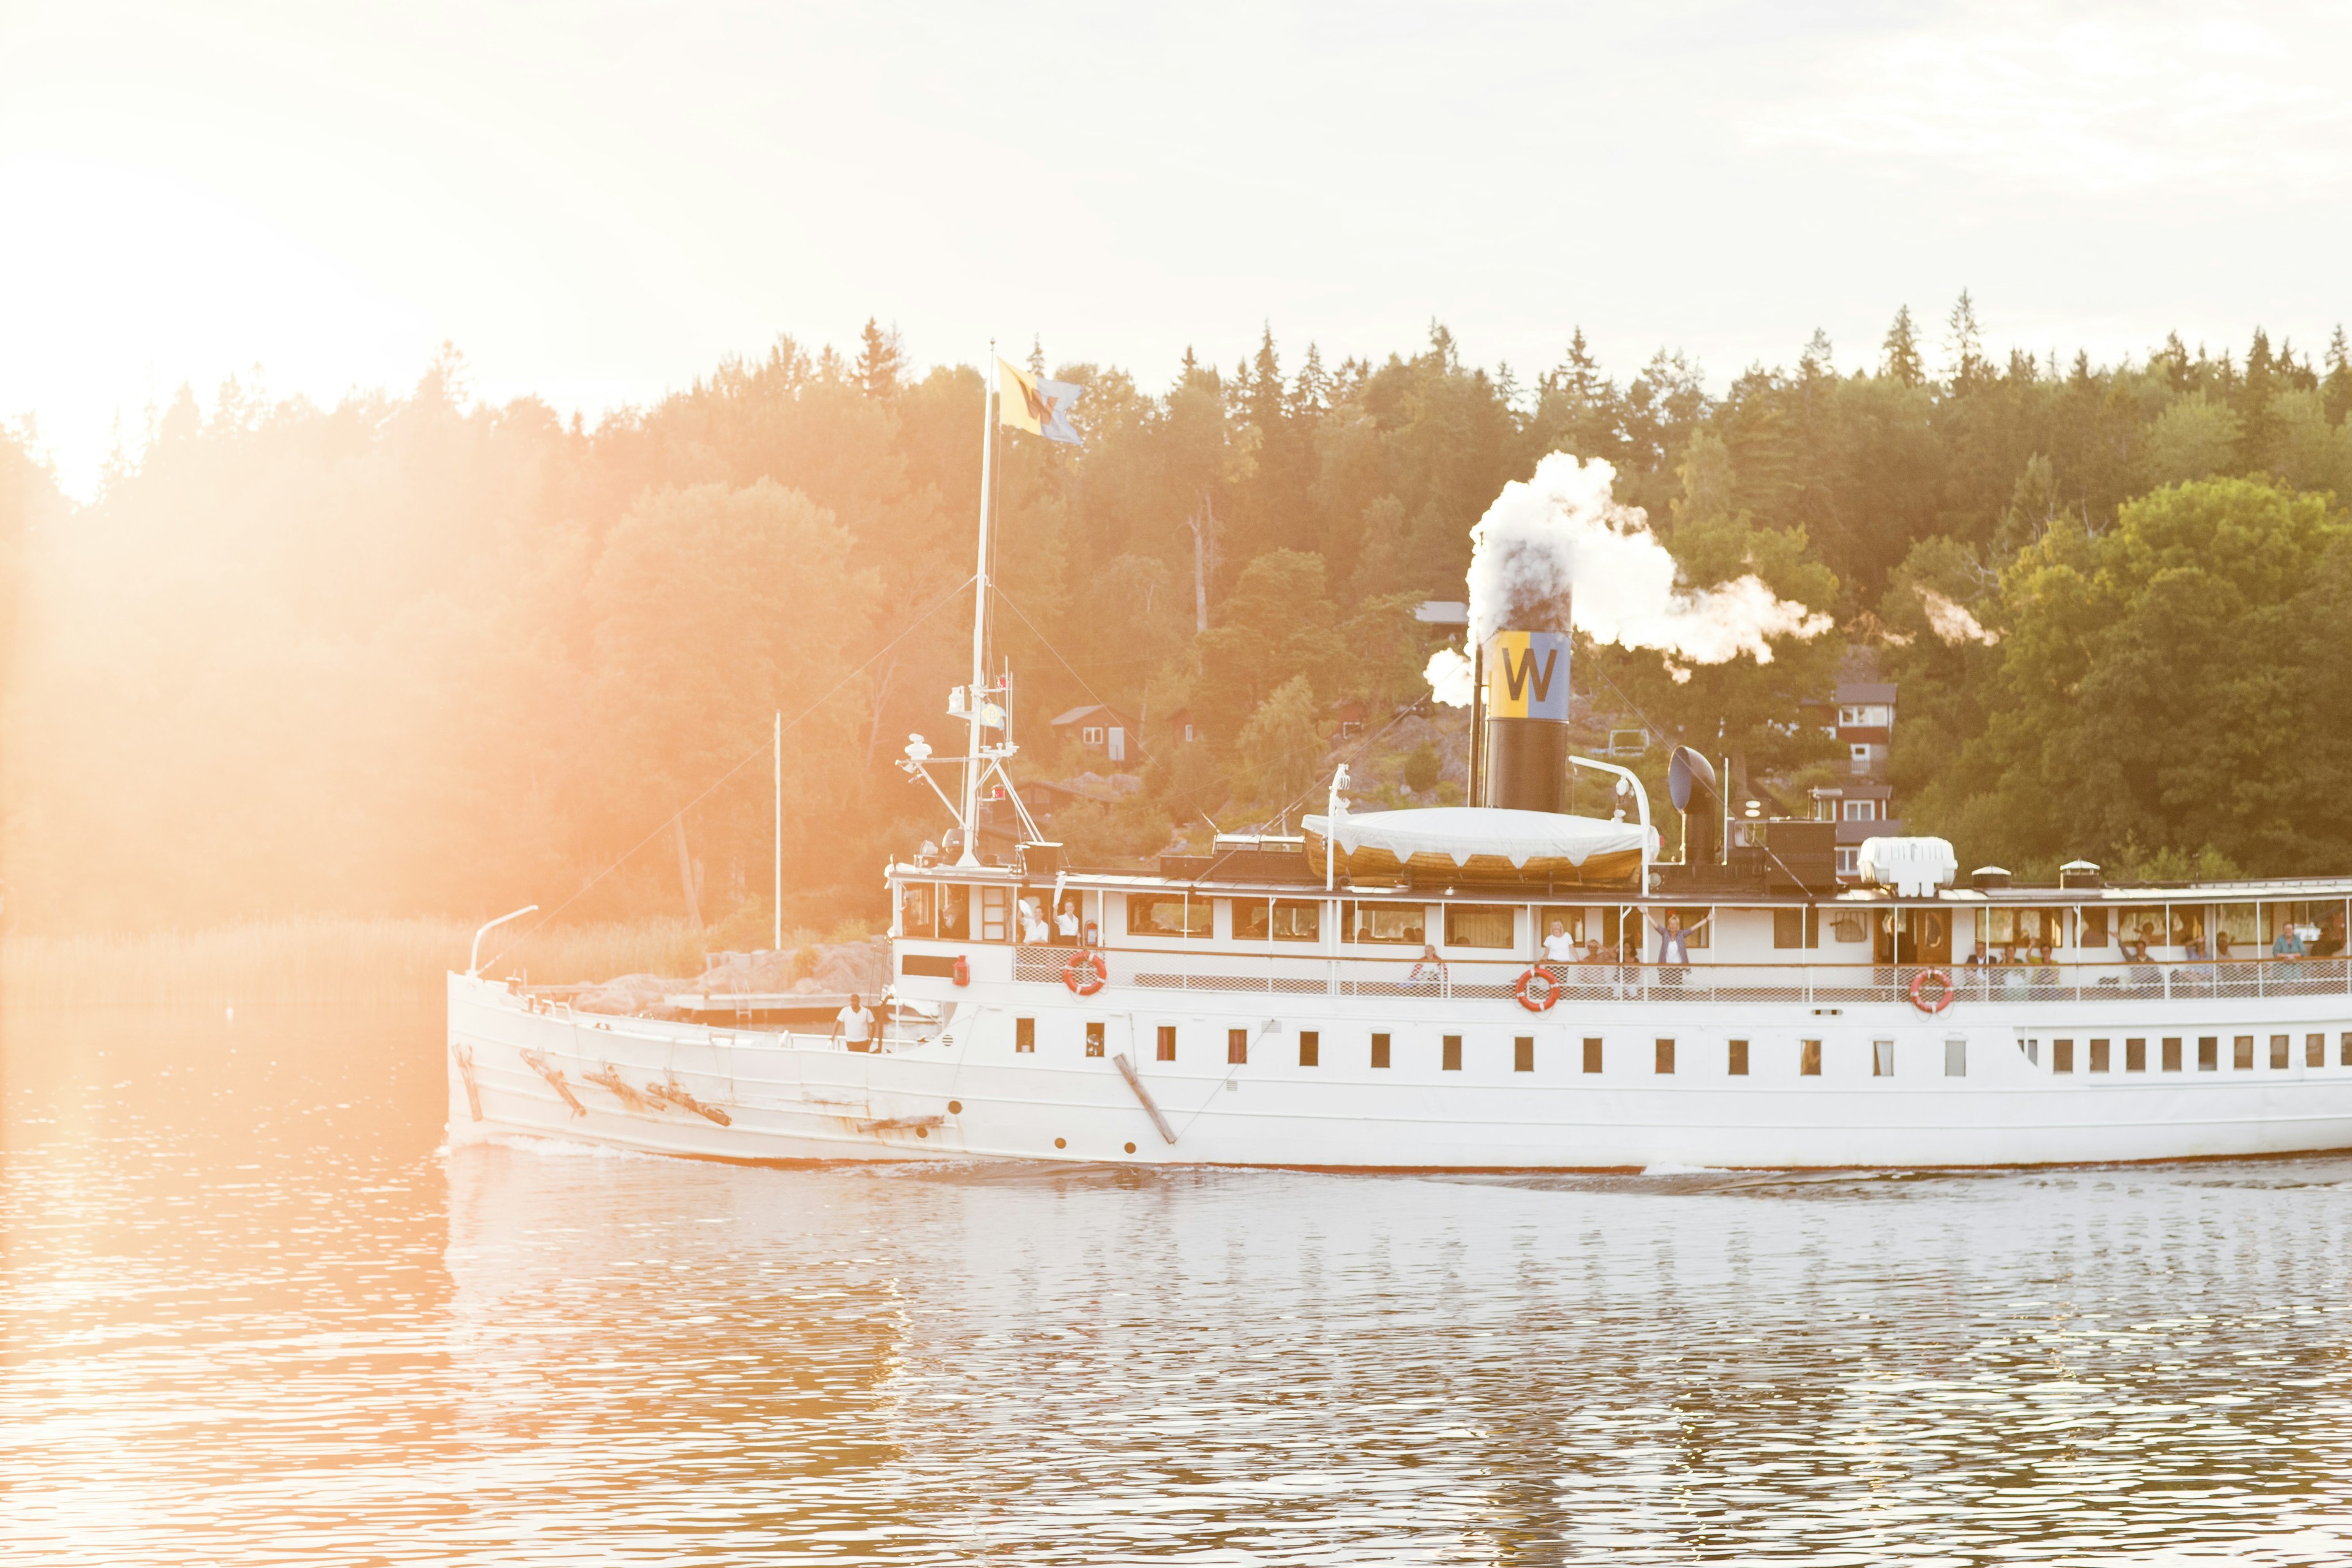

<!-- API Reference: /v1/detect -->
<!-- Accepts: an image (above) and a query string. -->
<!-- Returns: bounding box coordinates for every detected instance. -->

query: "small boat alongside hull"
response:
[447,971,2352,1170]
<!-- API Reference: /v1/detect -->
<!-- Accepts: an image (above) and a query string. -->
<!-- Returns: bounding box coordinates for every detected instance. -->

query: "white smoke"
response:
[1918,587,2000,646]
[1427,453,1831,702]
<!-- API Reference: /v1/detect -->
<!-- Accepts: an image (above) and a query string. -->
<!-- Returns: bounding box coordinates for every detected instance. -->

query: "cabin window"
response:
[1444,905,1515,949]
[1235,899,1321,942]
[1128,892,1213,940]
[2271,1034,2291,1069]
[1655,1038,1675,1075]
[1728,1039,1749,1076]
[1442,1035,1463,1071]
[2089,1038,2111,1074]
[1772,908,1820,949]
[2234,1035,2255,1070]
[1371,1033,1392,1069]
[2199,1036,2218,1071]
[1156,1025,1176,1062]
[1227,1028,1248,1065]
[1300,1030,1319,1068]
[2216,903,2260,949]
[1515,1036,1534,1072]
[1540,907,1619,949]
[1080,725,1104,745]
[2077,907,2109,948]
[1980,907,2062,954]
[899,882,937,938]
[1015,1017,1035,1053]
[1801,1039,1822,1076]
[1582,1038,1603,1073]
[2052,1038,2076,1074]
[2112,906,2165,952]
[1347,902,1427,944]
[2019,1038,2039,1066]
[1874,1039,1896,1077]
[980,886,1012,943]
[1085,1022,1105,1058]
[2162,1037,2181,1072]
[939,884,971,940]
[2342,1031,2352,1068]
[1945,1039,1967,1077]
[2127,1038,2147,1072]
[2310,1033,2326,1068]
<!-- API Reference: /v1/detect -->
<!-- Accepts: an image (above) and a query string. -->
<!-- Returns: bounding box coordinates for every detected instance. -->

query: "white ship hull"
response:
[447,970,2352,1169]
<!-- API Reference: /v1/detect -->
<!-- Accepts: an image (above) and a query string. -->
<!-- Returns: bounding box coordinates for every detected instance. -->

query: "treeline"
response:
[5,300,2352,935]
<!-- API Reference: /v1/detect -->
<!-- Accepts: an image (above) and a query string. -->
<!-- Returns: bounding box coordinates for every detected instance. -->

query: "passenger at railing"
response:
[1996,944,2027,999]
[2215,930,2236,963]
[2316,910,2348,959]
[1646,910,1709,989]
[2274,919,2307,960]
[2123,935,2162,994]
[2029,940,2060,998]
[1406,943,1447,989]
[1056,900,1080,941]
[1542,921,1581,967]
[1019,898,1051,945]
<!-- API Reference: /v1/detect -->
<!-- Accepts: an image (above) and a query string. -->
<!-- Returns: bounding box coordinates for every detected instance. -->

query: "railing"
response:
[1005,945,2352,1008]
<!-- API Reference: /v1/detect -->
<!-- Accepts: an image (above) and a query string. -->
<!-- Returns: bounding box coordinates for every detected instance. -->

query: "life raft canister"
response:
[1515,965,1562,1012]
[952,954,971,988]
[1063,950,1107,996]
[1909,968,1955,1014]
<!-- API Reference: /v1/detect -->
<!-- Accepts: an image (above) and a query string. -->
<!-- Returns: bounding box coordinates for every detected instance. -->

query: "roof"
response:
[1836,682,1899,704]
[1049,704,1128,728]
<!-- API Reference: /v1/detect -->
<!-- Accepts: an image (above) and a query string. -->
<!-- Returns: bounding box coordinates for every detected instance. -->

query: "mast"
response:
[959,345,996,865]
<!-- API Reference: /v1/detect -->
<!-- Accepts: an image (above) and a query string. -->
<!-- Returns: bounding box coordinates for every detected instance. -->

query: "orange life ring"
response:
[1515,965,1562,1012]
[952,955,970,988]
[1909,968,1954,1013]
[1063,950,1107,996]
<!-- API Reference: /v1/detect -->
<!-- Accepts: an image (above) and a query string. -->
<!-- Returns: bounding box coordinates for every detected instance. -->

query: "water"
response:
[9,1005,2352,1565]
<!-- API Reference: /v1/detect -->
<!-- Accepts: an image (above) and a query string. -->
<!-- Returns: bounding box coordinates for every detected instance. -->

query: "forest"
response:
[5,296,2352,938]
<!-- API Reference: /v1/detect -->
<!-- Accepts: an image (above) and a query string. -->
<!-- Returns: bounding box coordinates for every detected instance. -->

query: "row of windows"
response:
[2030,1033,2352,1072]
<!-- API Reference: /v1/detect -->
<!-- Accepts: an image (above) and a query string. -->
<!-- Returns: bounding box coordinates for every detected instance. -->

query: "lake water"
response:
[9,1003,2352,1565]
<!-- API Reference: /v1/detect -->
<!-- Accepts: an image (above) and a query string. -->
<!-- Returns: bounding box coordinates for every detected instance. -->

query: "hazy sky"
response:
[6,0,2350,495]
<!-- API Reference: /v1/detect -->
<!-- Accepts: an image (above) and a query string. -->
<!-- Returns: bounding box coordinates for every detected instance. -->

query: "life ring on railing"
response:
[1515,965,1562,1012]
[1062,951,1107,996]
[952,955,971,988]
[1909,968,1955,1013]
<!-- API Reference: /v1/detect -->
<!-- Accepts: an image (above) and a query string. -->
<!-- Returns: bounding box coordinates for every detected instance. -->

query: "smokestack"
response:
[1668,746,1721,867]
[1476,619,1571,814]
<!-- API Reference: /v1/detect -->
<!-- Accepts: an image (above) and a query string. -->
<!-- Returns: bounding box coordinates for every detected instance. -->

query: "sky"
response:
[4,0,2350,496]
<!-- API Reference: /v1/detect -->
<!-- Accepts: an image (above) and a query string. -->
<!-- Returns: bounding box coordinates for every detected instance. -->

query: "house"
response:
[1050,703,1136,762]
[1805,680,1901,881]
[1330,698,1367,741]
[1166,707,1201,745]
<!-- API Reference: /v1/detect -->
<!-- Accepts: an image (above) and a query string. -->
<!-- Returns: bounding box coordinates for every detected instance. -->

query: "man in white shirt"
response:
[834,993,876,1052]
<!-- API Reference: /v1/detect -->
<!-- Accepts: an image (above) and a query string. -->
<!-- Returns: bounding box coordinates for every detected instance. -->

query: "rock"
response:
[573,972,693,1018]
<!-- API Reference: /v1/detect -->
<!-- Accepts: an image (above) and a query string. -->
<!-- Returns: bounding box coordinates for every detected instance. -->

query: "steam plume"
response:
[1918,587,2000,646]
[1427,453,1831,700]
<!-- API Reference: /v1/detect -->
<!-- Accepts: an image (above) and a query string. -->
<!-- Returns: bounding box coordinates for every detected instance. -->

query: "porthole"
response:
[948,1099,963,1114]
[1124,1142,1137,1154]
[916,1126,928,1137]
[1054,1137,1068,1150]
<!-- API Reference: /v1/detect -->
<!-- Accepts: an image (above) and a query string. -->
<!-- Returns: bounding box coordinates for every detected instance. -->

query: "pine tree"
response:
[1882,307,1924,388]
[2325,326,2352,426]
[1945,290,1986,387]
[854,318,906,399]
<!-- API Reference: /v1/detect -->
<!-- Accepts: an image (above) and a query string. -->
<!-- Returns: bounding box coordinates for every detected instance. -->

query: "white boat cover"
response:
[1858,835,1958,897]
[1302,807,1656,886]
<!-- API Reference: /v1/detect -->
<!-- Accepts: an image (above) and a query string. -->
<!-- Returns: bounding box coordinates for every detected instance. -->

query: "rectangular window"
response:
[2089,1038,2111,1074]
[1842,799,1875,822]
[2234,1035,2255,1071]
[938,883,971,940]
[1227,1028,1249,1065]
[1442,1035,1463,1071]
[1728,1039,1749,1076]
[2343,1031,2352,1068]
[1080,725,1103,745]
[2310,1033,2326,1069]
[1299,1030,1319,1068]
[1945,1038,1967,1077]
[2021,1038,2039,1066]
[1836,847,1859,876]
[1234,899,1322,942]
[980,885,1011,943]
[1156,1024,1175,1063]
[899,881,937,938]
[1444,904,1515,949]
[1582,1037,1603,1074]
[2162,1037,2181,1072]
[2127,1038,2147,1073]
[1801,1039,1822,1076]
[2199,1036,2218,1071]
[2271,1034,2291,1070]
[1015,1017,1035,1053]
[1128,893,1213,940]
[2052,1039,2075,1074]
[1772,908,1821,949]
[1371,1032,1391,1069]
[2078,907,2110,948]
[1656,1038,1676,1074]
[1346,902,1427,945]
[1085,1022,1105,1058]
[1514,1036,1534,1072]
[1874,1039,1896,1077]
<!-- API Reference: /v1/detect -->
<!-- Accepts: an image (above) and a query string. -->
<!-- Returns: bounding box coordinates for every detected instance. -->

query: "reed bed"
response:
[1,915,718,1008]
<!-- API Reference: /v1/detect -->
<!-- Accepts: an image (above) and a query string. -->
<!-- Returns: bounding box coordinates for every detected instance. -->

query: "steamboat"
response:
[447,373,2352,1171]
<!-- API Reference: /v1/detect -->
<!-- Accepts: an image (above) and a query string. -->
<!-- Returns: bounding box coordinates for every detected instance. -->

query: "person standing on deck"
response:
[1542,920,1580,970]
[2274,916,2307,960]
[833,993,877,1052]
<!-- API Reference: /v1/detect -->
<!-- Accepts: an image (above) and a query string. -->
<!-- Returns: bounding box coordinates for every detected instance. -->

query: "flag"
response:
[998,358,1084,445]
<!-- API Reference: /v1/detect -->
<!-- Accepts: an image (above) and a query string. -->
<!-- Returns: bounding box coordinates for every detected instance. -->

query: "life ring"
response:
[1909,968,1955,1013]
[952,955,971,988]
[1515,965,1562,1012]
[1062,951,1107,996]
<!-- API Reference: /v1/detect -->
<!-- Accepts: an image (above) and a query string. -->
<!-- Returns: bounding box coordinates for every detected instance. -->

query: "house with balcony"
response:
[1804,680,1901,881]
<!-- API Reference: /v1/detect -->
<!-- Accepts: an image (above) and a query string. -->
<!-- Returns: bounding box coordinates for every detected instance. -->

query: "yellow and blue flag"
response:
[1000,358,1084,446]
